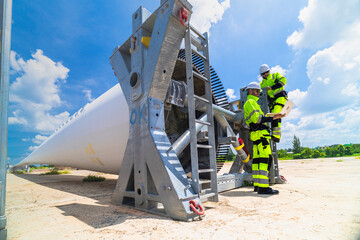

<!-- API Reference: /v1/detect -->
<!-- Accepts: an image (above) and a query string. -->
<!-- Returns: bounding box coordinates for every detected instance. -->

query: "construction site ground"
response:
[6,156,360,240]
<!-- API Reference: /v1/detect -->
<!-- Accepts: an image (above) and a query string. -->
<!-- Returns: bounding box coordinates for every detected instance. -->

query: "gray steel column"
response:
[0,0,12,239]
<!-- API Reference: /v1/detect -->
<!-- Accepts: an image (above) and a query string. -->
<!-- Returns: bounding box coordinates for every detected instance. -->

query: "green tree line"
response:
[277,135,360,159]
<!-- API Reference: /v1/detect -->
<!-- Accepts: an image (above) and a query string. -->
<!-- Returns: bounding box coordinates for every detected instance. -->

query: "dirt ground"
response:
[6,157,360,240]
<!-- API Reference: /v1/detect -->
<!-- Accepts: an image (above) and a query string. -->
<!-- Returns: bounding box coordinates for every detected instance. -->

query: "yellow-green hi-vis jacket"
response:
[243,95,271,142]
[260,72,286,99]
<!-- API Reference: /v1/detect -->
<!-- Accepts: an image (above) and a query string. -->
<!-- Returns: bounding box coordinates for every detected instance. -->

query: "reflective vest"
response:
[260,72,286,99]
[243,95,270,141]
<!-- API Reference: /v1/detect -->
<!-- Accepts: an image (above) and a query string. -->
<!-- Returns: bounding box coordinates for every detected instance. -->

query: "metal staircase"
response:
[184,24,218,202]
[216,144,231,172]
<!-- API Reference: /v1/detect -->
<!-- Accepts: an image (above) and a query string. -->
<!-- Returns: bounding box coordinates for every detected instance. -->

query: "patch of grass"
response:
[336,159,343,162]
[30,166,51,170]
[41,169,71,175]
[83,175,105,182]
[41,170,60,175]
[13,170,25,174]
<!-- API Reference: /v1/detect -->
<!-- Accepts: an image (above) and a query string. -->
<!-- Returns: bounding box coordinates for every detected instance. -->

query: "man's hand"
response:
[266,86,272,91]
[273,113,285,120]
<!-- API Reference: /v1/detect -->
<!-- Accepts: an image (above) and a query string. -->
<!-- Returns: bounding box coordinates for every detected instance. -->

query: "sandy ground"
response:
[6,157,360,240]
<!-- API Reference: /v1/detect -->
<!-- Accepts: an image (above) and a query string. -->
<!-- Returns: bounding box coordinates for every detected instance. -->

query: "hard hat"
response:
[246,82,261,90]
[259,64,270,74]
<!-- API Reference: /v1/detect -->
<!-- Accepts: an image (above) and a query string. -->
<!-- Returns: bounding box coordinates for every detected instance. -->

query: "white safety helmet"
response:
[259,64,270,74]
[246,82,261,91]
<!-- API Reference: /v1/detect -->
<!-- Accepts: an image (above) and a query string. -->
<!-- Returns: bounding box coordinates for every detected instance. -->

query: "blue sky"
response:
[8,0,360,164]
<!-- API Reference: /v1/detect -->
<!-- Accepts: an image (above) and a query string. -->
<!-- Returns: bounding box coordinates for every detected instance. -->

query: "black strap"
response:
[273,90,287,99]
[249,123,269,132]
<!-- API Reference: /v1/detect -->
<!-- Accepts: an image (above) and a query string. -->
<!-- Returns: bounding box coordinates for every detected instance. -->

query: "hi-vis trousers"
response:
[252,137,272,188]
[269,96,287,142]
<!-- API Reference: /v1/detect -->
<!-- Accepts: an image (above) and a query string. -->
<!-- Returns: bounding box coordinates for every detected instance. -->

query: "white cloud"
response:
[28,146,39,151]
[280,107,360,148]
[225,88,237,100]
[21,137,30,142]
[270,65,287,76]
[300,23,360,114]
[189,0,230,34]
[82,89,95,102]
[9,50,70,133]
[288,89,307,107]
[287,0,360,49]
[281,0,360,148]
[32,135,49,145]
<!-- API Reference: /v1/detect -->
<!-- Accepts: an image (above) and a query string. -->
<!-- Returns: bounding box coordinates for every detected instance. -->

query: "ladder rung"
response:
[190,25,206,40]
[192,49,207,61]
[198,169,214,173]
[194,94,210,104]
[197,144,213,149]
[193,71,208,82]
[190,35,203,51]
[195,119,211,126]
[199,179,211,184]
[200,193,216,201]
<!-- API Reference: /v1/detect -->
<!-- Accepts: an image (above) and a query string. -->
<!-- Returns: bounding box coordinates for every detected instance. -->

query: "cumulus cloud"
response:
[9,50,70,133]
[298,22,360,114]
[32,135,49,145]
[82,89,95,102]
[226,88,237,100]
[189,0,230,34]
[280,0,360,148]
[281,107,360,148]
[28,146,39,151]
[271,65,287,76]
[286,0,360,49]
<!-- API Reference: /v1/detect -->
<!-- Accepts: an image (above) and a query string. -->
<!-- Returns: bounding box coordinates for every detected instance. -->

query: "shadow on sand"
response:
[14,173,167,228]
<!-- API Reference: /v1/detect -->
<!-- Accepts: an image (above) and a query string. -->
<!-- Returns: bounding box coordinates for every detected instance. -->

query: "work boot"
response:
[254,186,258,192]
[258,187,279,195]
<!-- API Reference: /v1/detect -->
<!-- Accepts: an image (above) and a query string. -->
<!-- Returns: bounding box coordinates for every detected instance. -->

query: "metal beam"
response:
[0,0,12,239]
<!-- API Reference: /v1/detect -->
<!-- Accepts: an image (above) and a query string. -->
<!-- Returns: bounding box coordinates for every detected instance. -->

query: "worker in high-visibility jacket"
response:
[244,82,284,194]
[259,64,287,143]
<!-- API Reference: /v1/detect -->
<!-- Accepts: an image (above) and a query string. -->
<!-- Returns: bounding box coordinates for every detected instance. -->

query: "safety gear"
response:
[244,94,272,189]
[246,82,261,91]
[259,64,270,74]
[260,72,287,99]
[258,187,279,195]
[260,72,287,143]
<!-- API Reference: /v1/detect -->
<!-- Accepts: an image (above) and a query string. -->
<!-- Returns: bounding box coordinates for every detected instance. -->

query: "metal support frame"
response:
[0,0,12,239]
[110,0,206,221]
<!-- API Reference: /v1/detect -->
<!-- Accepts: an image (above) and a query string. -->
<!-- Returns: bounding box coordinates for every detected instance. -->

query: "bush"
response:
[14,170,25,174]
[41,170,60,175]
[293,153,301,159]
[83,175,105,182]
[41,169,71,175]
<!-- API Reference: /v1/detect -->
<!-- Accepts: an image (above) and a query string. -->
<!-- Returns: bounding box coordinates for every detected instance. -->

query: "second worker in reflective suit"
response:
[244,82,284,194]
[259,64,287,143]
